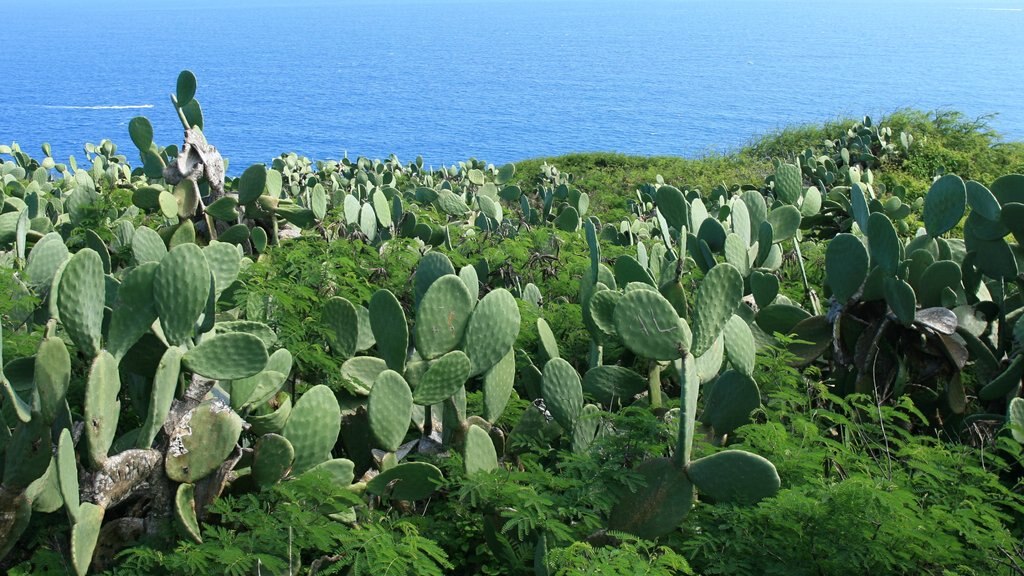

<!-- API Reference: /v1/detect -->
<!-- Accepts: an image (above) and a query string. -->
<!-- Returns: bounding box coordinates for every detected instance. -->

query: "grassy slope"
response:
[511,109,1024,224]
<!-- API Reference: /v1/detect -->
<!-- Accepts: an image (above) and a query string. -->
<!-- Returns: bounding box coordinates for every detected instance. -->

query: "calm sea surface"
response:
[2,0,1023,173]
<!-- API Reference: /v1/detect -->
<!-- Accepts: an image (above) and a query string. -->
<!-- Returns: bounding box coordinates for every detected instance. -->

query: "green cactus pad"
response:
[366,461,444,501]
[132,225,167,264]
[923,174,967,237]
[801,186,822,217]
[166,398,243,483]
[454,265,479,302]
[850,182,870,232]
[608,457,694,540]
[174,482,203,543]
[235,352,292,410]
[252,433,295,489]
[414,274,474,360]
[702,370,761,436]
[695,333,725,383]
[722,315,755,376]
[4,417,52,490]
[774,163,803,205]
[582,365,646,408]
[283,384,341,475]
[83,351,121,469]
[215,320,278,349]
[866,212,900,275]
[154,243,211,346]
[340,356,388,395]
[205,196,239,221]
[686,450,780,505]
[137,345,185,449]
[966,180,1001,221]
[614,254,655,287]
[57,428,80,523]
[691,263,743,357]
[437,189,471,216]
[107,261,159,361]
[412,350,471,406]
[57,248,105,357]
[1009,397,1024,444]
[218,223,249,245]
[750,270,780,308]
[463,288,521,376]
[203,242,241,299]
[883,277,916,328]
[612,288,687,361]
[251,226,268,253]
[247,392,292,435]
[588,288,620,338]
[297,458,356,486]
[359,203,377,241]
[541,358,583,431]
[979,355,1024,402]
[482,348,516,423]
[825,233,868,303]
[368,370,413,451]
[323,296,359,360]
[71,502,104,576]
[176,69,197,106]
[182,332,268,380]
[369,289,409,373]
[766,205,801,243]
[34,336,71,424]
[311,184,328,220]
[238,164,267,204]
[755,303,811,336]
[128,116,153,151]
[656,185,688,231]
[724,233,749,276]
[24,232,68,289]
[464,424,499,476]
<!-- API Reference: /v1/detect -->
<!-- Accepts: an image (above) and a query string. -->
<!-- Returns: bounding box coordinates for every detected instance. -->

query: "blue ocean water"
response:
[2,0,1023,173]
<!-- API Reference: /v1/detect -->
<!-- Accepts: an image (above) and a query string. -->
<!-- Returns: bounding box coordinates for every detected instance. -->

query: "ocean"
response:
[2,0,1023,173]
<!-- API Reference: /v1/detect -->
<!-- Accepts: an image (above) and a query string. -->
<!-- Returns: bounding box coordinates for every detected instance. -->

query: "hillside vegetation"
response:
[2,72,1024,575]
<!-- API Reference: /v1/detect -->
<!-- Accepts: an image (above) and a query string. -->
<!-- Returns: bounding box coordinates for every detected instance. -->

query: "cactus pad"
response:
[83,351,121,469]
[366,462,443,501]
[608,457,694,540]
[463,288,521,376]
[612,288,686,361]
[165,398,243,483]
[252,433,295,489]
[582,365,646,408]
[154,243,211,346]
[71,502,104,576]
[414,275,474,360]
[57,248,105,357]
[702,370,761,436]
[464,424,499,476]
[482,348,516,423]
[774,163,802,205]
[138,345,185,448]
[825,233,868,303]
[722,315,755,376]
[923,174,967,238]
[174,483,202,543]
[541,358,583,431]
[413,350,471,406]
[323,296,359,359]
[182,332,268,380]
[368,370,413,451]
[283,384,341,475]
[691,263,742,357]
[369,289,409,373]
[686,450,780,505]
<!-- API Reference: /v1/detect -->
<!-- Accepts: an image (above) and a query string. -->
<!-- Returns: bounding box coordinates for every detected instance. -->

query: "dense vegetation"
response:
[2,71,1024,575]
